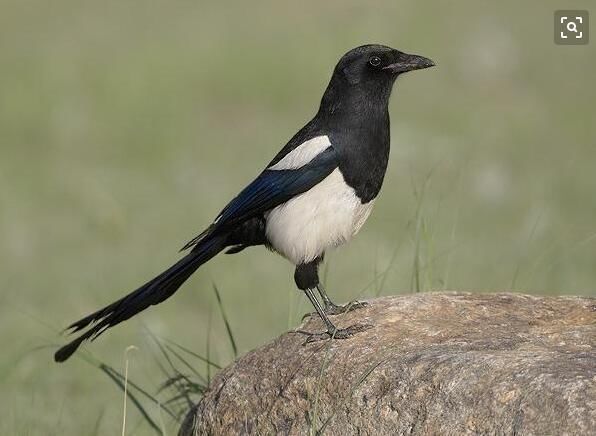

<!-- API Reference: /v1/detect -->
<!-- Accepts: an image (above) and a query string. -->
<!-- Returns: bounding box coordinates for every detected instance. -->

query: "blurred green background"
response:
[1,0,594,434]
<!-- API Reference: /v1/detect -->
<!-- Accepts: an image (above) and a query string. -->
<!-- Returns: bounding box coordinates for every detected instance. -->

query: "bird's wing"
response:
[181,144,338,251]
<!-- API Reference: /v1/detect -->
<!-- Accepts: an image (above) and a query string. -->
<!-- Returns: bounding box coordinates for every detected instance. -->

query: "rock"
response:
[180,292,596,435]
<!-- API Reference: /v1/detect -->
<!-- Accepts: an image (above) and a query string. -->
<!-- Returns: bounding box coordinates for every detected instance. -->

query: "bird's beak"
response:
[383,53,435,74]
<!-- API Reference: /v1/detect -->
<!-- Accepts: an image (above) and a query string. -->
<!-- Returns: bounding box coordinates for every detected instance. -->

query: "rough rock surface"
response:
[180,292,595,435]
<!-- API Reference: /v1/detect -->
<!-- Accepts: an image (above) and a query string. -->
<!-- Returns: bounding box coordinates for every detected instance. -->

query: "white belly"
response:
[265,168,375,265]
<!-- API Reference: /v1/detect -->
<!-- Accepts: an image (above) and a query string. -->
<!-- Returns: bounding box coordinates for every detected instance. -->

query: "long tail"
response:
[55,234,227,362]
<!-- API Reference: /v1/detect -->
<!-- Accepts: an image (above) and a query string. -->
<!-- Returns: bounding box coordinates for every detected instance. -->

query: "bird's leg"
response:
[316,283,368,316]
[301,288,369,343]
[303,287,338,333]
[295,261,370,344]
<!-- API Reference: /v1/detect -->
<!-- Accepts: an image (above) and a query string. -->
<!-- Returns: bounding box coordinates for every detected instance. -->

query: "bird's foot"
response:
[324,300,368,316]
[300,323,372,345]
[301,300,368,321]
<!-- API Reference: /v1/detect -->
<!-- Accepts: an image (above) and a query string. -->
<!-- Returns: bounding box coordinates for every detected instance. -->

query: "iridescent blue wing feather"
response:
[181,146,337,250]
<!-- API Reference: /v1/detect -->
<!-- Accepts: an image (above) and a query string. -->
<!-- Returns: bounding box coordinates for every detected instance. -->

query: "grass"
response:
[65,285,235,435]
[1,0,595,434]
[83,285,236,435]
[212,284,238,359]
[317,358,388,434]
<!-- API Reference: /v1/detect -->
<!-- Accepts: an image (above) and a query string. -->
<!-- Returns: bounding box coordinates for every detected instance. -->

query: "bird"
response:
[54,44,434,363]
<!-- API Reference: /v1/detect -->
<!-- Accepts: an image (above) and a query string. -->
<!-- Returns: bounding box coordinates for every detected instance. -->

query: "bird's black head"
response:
[319,44,434,117]
[335,44,435,85]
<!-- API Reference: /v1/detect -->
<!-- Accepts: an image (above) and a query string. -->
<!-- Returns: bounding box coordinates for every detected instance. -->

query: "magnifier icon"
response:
[555,11,588,44]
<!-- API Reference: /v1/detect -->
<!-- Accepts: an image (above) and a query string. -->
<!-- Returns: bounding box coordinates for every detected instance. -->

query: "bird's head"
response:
[335,44,435,86]
[320,44,434,115]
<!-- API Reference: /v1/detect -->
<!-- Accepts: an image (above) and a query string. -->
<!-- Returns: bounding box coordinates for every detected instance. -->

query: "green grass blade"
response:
[212,283,238,358]
[317,358,387,434]
[99,364,162,434]
[159,336,222,370]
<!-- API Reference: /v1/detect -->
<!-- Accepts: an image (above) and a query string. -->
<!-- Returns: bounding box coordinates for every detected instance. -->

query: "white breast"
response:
[265,168,375,265]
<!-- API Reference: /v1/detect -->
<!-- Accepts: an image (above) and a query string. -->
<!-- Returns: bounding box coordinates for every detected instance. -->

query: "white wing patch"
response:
[268,135,332,171]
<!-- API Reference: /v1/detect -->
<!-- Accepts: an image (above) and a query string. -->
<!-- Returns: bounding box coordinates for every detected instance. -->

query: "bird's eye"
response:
[369,56,382,67]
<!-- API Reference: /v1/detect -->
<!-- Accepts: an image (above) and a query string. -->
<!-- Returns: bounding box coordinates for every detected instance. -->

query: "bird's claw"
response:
[301,300,368,321]
[324,300,368,315]
[301,323,372,345]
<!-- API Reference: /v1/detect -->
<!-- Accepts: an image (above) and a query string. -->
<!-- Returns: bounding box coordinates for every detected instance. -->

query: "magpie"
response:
[55,44,434,362]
